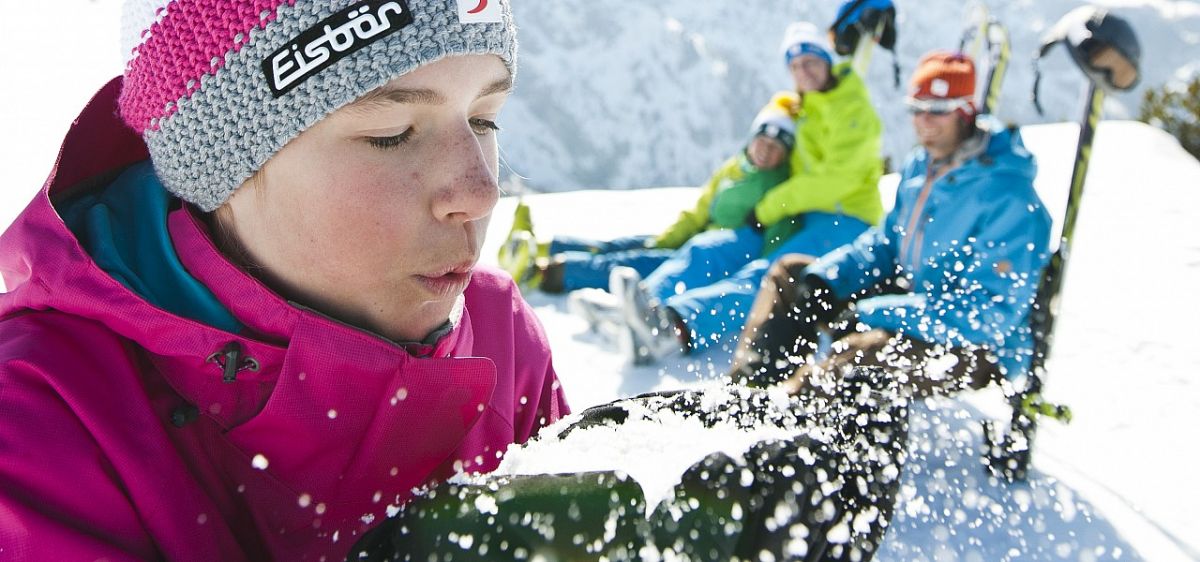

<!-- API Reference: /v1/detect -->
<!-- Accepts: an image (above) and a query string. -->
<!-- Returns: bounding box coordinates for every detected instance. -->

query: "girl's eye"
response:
[366,129,413,150]
[470,118,500,136]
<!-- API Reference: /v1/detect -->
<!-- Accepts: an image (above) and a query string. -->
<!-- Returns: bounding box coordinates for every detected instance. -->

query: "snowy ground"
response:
[479,121,1200,561]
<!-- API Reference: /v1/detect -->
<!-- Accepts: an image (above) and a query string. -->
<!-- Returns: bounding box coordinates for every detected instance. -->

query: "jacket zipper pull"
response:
[207,342,258,383]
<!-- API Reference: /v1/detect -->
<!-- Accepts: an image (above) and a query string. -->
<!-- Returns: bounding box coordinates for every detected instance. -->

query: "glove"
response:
[348,471,649,561]
[797,271,841,326]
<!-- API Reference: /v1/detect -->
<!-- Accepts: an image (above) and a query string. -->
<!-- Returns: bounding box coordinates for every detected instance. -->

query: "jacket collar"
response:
[912,117,1035,186]
[168,193,468,360]
[801,62,864,112]
[2,75,468,384]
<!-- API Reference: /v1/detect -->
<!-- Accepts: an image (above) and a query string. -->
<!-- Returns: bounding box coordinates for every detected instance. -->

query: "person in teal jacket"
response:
[729,51,1053,396]
[610,21,884,365]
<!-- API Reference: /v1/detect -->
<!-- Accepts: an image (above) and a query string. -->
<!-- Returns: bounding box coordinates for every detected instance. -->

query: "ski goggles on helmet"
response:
[904,96,972,116]
[1032,6,1141,114]
[1081,42,1139,90]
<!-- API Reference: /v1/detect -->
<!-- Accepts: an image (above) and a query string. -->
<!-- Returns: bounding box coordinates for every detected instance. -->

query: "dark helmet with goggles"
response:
[828,0,901,87]
[828,0,897,56]
[1033,6,1142,113]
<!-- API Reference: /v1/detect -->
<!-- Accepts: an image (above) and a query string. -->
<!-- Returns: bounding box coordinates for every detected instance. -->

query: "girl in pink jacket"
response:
[0,1,568,560]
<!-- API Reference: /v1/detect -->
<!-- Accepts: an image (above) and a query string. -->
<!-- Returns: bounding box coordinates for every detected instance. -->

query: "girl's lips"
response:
[415,270,473,299]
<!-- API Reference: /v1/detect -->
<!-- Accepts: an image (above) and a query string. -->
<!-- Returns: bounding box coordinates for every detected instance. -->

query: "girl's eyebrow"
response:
[349,87,444,111]
[347,76,513,113]
[477,76,514,98]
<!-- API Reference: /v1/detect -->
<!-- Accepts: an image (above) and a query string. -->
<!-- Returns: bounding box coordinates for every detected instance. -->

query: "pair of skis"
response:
[958,3,1011,116]
[924,3,1066,482]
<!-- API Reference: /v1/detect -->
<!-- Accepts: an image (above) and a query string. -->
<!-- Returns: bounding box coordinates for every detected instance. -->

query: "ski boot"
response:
[497,230,540,289]
[610,267,685,366]
[566,288,623,332]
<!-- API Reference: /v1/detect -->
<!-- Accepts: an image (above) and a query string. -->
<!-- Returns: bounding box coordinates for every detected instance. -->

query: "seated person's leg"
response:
[642,227,763,304]
[729,254,840,387]
[548,234,656,256]
[764,212,872,262]
[662,257,771,353]
[783,327,1001,398]
[547,247,676,294]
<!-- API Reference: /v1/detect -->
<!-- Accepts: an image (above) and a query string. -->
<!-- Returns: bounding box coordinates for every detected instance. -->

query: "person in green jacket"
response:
[609,21,886,365]
[499,106,795,294]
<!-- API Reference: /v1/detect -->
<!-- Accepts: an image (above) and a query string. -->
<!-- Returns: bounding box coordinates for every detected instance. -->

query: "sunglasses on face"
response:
[904,97,971,116]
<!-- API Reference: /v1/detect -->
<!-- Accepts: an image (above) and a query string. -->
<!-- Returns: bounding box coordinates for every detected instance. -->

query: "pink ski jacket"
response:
[0,78,569,561]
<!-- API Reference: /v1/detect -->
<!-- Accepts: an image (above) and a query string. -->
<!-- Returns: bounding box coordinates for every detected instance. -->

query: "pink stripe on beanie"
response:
[120,0,292,134]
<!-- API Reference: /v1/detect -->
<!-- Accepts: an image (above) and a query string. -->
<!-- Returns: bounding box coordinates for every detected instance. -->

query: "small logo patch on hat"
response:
[457,0,503,23]
[263,0,413,97]
[931,78,950,97]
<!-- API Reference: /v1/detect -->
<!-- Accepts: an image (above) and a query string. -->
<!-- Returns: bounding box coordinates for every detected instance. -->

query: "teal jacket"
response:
[808,118,1052,377]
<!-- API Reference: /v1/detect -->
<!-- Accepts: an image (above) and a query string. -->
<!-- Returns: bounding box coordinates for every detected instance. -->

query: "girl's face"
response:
[788,55,830,93]
[218,54,511,343]
[747,136,788,169]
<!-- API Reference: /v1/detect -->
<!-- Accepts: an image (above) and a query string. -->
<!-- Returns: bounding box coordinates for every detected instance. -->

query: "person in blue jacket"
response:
[729,50,1052,396]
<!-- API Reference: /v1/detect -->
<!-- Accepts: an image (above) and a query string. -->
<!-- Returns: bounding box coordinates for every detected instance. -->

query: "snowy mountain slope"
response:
[501,0,1200,191]
[481,121,1200,560]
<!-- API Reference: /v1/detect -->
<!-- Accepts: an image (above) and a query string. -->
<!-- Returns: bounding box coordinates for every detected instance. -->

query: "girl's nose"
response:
[431,126,500,223]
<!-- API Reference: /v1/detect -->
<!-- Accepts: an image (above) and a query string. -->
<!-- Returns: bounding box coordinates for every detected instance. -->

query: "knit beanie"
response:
[909,50,977,118]
[749,105,797,153]
[779,22,833,67]
[118,0,517,212]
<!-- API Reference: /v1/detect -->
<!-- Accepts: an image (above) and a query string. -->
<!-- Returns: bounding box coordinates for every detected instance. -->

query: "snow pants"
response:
[550,234,676,292]
[349,384,908,562]
[646,212,870,352]
[730,254,1002,394]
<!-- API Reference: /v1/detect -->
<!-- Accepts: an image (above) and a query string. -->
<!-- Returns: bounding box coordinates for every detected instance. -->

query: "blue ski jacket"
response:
[808,117,1052,377]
